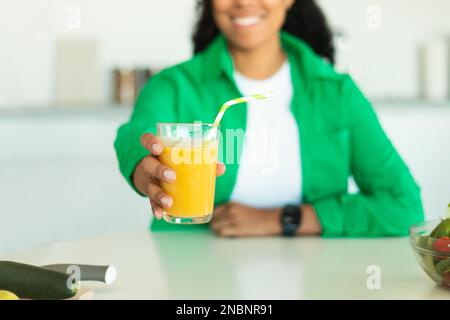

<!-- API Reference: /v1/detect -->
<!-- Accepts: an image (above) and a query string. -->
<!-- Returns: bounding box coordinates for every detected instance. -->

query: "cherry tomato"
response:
[442,272,450,289]
[432,236,450,254]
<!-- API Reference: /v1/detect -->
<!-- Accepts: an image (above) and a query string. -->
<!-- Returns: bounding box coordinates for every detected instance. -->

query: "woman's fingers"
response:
[150,199,164,220]
[141,156,176,183]
[141,133,164,156]
[146,183,173,210]
[211,203,231,225]
[216,162,226,177]
[213,203,227,218]
[211,216,237,237]
[211,216,233,231]
[139,133,174,220]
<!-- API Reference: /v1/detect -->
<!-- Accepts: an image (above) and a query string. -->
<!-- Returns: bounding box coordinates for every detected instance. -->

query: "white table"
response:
[1,231,448,299]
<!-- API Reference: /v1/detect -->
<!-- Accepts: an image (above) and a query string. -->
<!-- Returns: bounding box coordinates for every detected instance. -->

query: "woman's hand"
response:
[133,133,226,219]
[210,202,322,237]
[210,202,282,237]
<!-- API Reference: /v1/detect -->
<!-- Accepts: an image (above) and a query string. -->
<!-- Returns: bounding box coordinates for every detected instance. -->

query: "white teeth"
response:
[233,16,262,27]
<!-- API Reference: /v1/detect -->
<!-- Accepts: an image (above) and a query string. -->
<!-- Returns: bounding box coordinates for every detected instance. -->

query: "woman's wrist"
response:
[271,204,322,236]
[297,205,322,235]
[268,207,283,235]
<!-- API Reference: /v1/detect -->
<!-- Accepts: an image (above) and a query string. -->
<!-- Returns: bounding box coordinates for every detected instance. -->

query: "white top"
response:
[230,61,302,208]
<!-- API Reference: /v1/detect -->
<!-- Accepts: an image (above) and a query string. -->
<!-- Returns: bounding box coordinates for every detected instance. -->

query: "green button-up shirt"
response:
[114,31,424,236]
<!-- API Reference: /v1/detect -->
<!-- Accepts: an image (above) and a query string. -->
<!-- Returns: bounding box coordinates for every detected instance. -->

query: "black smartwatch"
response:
[280,205,302,236]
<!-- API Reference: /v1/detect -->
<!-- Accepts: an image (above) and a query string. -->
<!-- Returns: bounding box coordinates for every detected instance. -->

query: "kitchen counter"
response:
[1,231,448,299]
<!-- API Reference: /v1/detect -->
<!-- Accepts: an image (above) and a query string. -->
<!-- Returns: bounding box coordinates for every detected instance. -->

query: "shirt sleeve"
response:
[113,72,178,195]
[312,76,424,237]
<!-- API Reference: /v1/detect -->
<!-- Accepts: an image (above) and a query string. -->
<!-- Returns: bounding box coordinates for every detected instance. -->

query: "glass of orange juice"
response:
[157,122,219,224]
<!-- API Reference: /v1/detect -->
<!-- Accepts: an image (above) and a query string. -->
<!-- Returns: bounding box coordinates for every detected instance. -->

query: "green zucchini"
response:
[0,261,78,299]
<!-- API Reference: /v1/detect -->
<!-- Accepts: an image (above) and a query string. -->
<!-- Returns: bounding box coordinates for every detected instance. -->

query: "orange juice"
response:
[159,139,218,223]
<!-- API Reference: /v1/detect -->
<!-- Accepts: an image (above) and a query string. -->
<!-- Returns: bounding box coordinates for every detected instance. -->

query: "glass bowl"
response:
[409,220,450,289]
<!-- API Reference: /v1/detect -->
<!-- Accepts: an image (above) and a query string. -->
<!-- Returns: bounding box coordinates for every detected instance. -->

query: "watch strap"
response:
[281,205,302,236]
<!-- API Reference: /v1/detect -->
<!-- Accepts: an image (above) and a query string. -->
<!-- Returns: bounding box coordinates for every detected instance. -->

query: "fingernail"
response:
[163,170,176,181]
[154,208,163,219]
[152,144,162,153]
[160,196,172,208]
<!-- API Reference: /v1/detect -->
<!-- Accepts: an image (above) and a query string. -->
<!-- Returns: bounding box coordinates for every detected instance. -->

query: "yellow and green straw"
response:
[212,91,274,127]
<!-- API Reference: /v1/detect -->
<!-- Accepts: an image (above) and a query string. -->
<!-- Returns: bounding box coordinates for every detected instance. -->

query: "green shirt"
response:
[114,31,424,237]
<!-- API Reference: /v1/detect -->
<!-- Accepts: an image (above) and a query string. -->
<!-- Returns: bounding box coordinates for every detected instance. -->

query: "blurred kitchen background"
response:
[1,0,449,253]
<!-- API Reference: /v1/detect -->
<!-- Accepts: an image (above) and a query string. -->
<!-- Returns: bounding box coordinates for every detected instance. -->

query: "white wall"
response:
[0,0,196,108]
[319,0,450,100]
[0,0,449,109]
[378,105,450,221]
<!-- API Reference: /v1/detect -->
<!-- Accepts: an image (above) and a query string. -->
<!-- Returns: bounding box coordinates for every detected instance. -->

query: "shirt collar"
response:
[201,33,234,82]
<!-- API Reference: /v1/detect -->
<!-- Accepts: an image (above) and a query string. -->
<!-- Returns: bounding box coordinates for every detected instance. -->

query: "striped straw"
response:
[213,91,274,127]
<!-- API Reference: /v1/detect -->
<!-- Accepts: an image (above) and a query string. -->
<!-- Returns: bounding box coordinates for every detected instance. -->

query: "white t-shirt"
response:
[230,61,302,208]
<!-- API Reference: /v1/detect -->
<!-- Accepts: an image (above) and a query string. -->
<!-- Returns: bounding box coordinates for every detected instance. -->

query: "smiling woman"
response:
[192,0,335,63]
[114,0,424,237]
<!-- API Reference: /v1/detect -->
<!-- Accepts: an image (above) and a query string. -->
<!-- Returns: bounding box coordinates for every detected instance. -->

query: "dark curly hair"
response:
[192,0,335,64]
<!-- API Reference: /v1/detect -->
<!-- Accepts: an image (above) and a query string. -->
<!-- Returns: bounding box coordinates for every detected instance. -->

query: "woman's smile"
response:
[231,14,266,28]
[212,0,292,51]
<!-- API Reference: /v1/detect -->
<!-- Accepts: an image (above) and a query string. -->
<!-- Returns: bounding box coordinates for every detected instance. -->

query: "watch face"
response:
[284,216,294,224]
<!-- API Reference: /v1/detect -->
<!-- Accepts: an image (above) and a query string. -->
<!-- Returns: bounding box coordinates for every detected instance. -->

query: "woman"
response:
[114,0,424,237]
